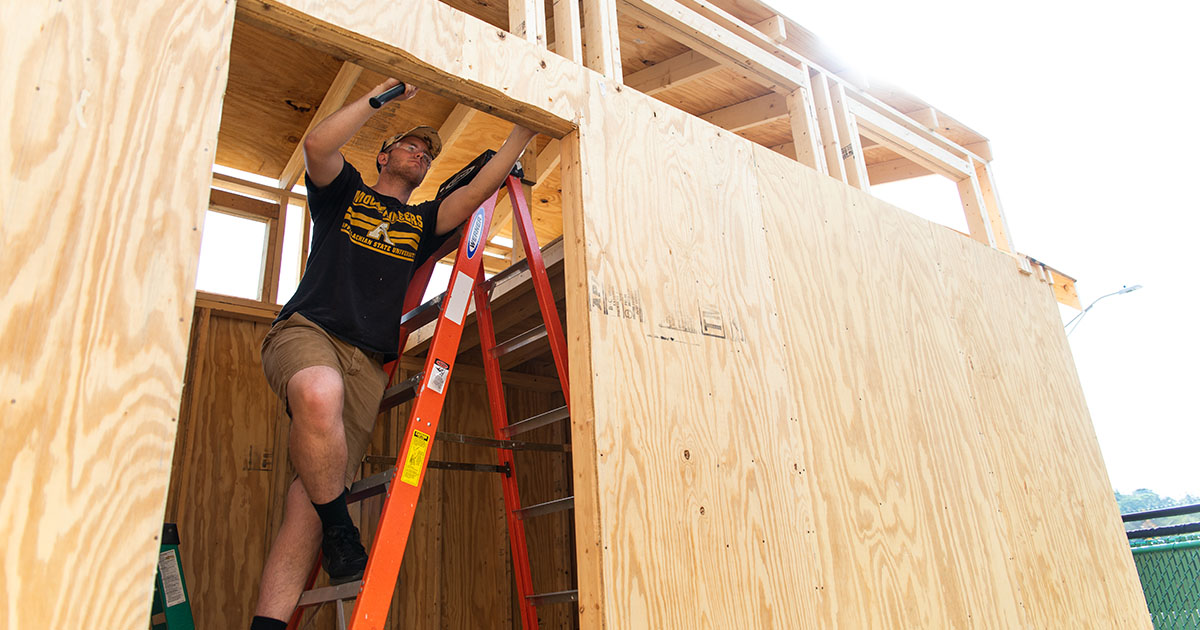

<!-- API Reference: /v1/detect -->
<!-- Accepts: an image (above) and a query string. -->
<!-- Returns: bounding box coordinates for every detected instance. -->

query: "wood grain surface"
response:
[0,1,235,628]
[564,77,1151,627]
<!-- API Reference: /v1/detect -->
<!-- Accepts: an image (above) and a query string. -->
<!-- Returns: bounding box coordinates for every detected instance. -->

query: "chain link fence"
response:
[1131,536,1200,629]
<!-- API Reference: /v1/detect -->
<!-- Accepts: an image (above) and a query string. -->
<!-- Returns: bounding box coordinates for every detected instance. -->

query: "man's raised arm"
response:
[302,78,418,188]
[436,125,538,235]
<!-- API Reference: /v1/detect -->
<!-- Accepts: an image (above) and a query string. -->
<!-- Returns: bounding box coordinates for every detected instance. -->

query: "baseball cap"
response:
[380,125,443,160]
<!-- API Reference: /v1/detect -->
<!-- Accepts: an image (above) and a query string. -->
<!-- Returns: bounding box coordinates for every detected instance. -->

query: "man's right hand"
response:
[302,77,416,189]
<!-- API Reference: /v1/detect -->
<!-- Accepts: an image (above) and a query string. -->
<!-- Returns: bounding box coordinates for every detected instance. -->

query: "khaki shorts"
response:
[261,313,389,486]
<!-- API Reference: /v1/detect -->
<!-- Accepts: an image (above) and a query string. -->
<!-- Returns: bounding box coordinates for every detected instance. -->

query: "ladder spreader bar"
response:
[513,496,574,520]
[492,324,547,358]
[526,589,578,606]
[438,431,569,453]
[378,372,423,412]
[503,405,570,438]
[398,292,446,329]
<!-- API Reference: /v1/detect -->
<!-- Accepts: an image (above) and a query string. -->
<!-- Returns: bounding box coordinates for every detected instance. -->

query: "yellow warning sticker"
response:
[400,430,431,487]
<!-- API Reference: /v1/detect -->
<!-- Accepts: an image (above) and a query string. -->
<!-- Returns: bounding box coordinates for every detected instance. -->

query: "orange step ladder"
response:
[287,161,575,630]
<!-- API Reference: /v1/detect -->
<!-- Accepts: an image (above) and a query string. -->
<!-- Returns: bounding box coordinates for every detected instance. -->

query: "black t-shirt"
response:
[276,160,453,360]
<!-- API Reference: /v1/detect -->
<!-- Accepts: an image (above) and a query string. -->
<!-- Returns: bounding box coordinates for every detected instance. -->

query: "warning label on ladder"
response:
[400,430,431,486]
[157,550,187,607]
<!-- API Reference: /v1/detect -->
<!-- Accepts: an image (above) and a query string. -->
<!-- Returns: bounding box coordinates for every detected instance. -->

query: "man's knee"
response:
[287,366,344,429]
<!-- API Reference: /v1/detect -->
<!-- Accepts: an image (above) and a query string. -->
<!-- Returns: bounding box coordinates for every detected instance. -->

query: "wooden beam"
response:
[752,15,786,43]
[437,103,479,150]
[809,72,845,184]
[623,50,721,96]
[209,188,279,222]
[848,97,971,179]
[619,0,805,95]
[510,0,547,47]
[277,61,363,190]
[581,0,622,79]
[236,0,577,137]
[906,107,939,130]
[552,0,583,63]
[700,93,787,133]
[212,171,306,204]
[195,290,281,323]
[536,138,562,188]
[866,156,933,185]
[828,81,870,190]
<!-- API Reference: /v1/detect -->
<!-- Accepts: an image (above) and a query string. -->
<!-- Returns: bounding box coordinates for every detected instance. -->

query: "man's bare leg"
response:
[254,478,321,620]
[286,365,347,504]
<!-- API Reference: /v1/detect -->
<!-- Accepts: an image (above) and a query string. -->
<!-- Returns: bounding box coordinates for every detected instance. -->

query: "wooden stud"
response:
[277,61,363,190]
[581,0,622,79]
[974,159,1014,252]
[957,167,998,248]
[260,198,288,303]
[809,71,845,184]
[828,81,870,190]
[552,0,583,63]
[785,79,822,172]
[510,0,547,47]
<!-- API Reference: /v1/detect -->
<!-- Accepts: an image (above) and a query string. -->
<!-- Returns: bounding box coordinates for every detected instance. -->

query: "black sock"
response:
[250,616,288,630]
[311,488,354,531]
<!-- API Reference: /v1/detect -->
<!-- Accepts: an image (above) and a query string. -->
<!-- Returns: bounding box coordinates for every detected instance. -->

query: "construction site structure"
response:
[2,0,1151,628]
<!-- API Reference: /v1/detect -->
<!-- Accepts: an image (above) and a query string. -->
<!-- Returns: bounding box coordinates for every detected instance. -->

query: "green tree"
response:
[1116,489,1200,531]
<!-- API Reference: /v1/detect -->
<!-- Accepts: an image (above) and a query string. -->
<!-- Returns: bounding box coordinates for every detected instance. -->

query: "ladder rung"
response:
[379,371,423,412]
[527,589,578,606]
[297,580,361,607]
[492,324,547,358]
[347,469,395,504]
[399,292,445,329]
[514,496,574,520]
[503,405,570,437]
[438,431,569,453]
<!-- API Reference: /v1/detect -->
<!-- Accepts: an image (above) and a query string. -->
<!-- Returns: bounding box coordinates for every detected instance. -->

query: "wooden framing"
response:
[582,0,623,78]
[277,61,364,190]
[8,0,1117,627]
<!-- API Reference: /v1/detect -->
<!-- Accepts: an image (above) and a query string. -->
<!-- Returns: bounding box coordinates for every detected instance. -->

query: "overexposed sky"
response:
[769,0,1200,498]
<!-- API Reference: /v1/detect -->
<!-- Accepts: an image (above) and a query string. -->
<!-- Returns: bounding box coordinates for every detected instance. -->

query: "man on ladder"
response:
[249,77,536,630]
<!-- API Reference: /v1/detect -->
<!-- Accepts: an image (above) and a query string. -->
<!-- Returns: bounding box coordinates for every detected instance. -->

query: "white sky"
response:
[200,0,1198,500]
[768,0,1200,499]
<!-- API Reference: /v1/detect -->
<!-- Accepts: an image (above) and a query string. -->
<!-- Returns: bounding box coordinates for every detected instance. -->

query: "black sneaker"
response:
[321,524,368,584]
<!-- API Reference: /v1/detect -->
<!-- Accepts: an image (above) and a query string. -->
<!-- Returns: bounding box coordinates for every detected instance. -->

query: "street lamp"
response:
[1065,284,1142,336]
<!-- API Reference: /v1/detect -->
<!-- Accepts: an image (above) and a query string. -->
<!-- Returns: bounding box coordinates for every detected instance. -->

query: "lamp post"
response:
[1065,284,1142,336]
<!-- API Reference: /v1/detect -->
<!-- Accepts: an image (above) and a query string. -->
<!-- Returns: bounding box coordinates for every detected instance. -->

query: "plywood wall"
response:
[166,310,574,629]
[0,2,235,628]
[564,84,1151,628]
